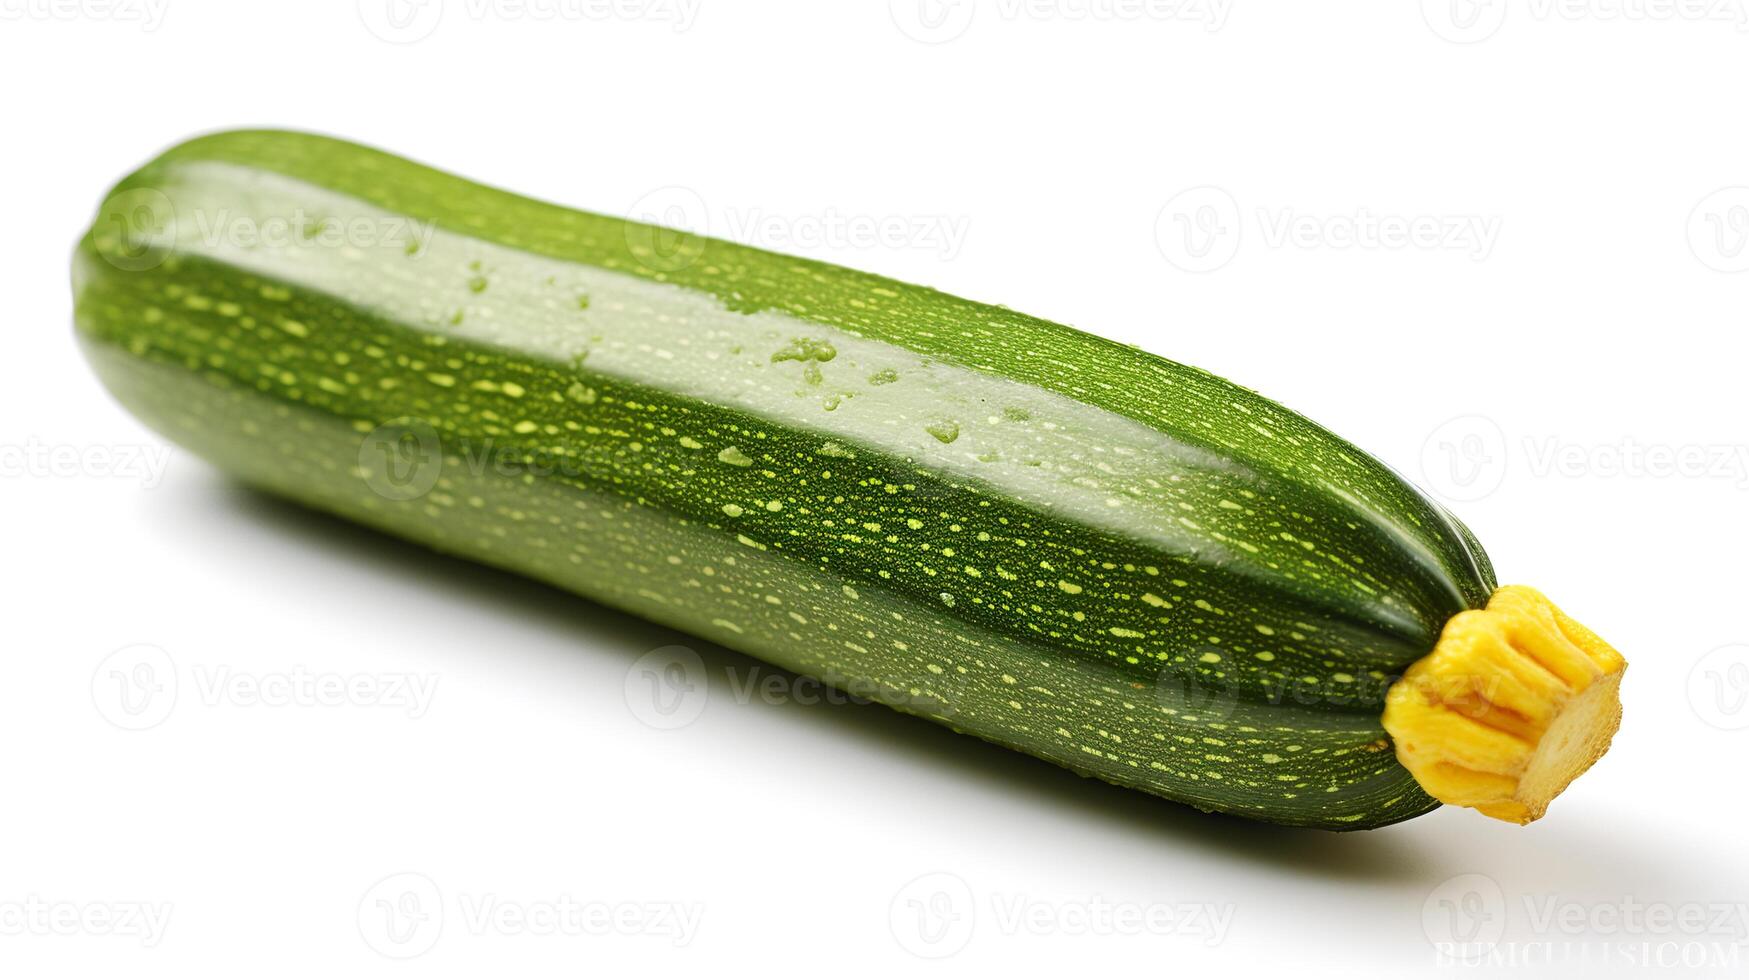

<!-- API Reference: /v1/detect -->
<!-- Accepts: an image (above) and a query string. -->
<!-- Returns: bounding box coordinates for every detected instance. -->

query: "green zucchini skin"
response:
[73,130,1495,830]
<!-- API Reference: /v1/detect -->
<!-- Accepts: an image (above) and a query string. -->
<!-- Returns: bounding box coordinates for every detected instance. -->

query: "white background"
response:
[4,1,1748,976]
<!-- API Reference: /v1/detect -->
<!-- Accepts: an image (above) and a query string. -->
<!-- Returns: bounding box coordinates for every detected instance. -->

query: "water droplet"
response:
[925,420,960,444]
[770,337,837,364]
[718,446,754,467]
[868,368,900,386]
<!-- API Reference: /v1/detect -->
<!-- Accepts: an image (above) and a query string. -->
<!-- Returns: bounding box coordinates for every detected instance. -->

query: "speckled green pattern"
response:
[73,130,1495,829]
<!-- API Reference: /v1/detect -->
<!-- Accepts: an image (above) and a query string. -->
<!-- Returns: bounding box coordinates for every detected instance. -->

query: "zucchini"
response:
[73,130,1625,830]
